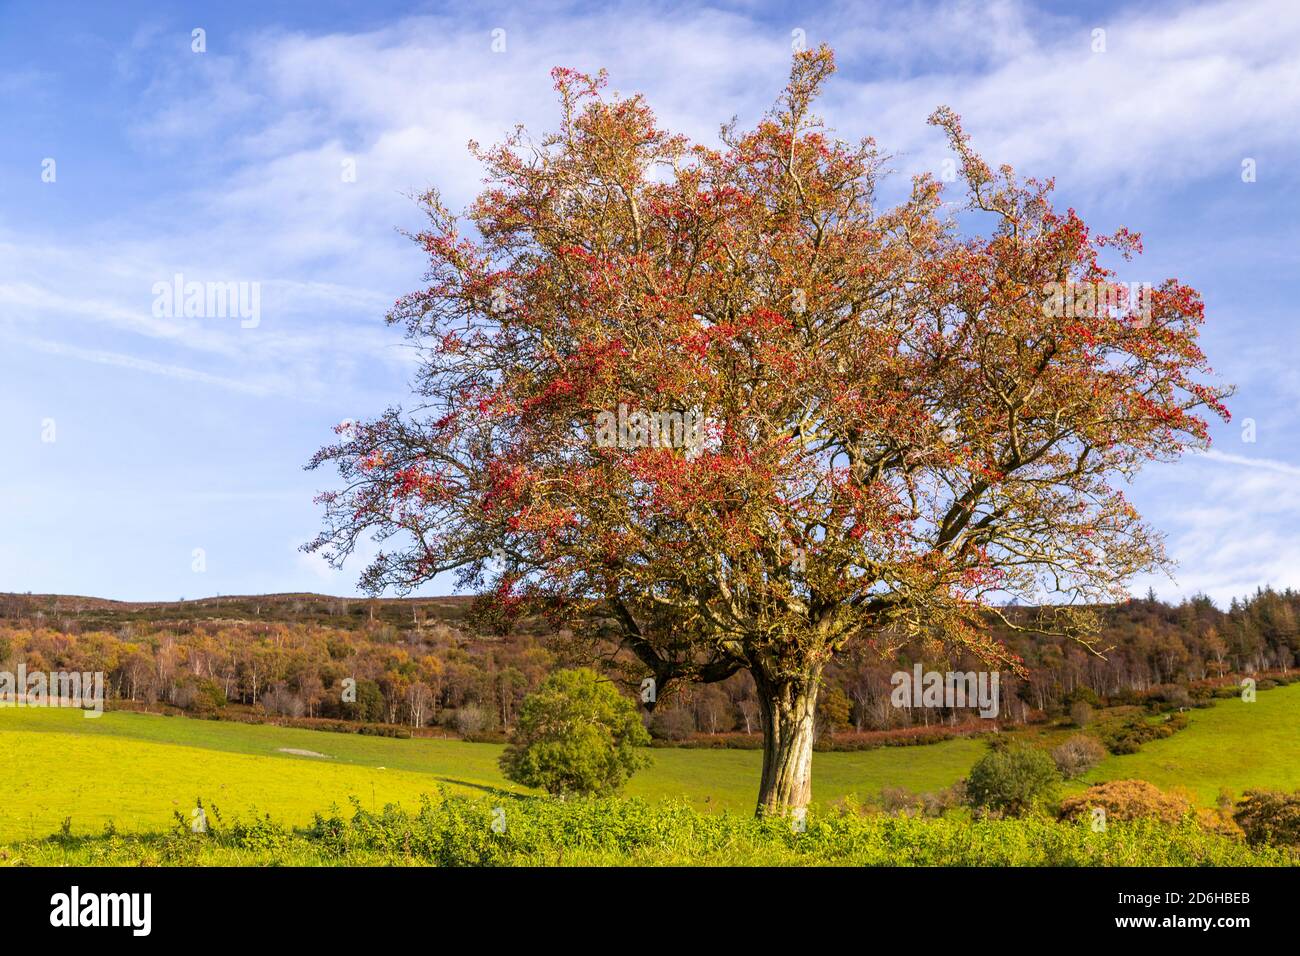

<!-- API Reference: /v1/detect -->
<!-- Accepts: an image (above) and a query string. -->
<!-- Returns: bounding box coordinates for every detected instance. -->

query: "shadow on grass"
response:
[432,777,527,800]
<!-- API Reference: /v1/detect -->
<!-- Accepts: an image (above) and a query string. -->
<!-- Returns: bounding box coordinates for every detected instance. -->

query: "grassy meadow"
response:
[0,705,984,836]
[1082,684,1300,803]
[2,682,1297,859]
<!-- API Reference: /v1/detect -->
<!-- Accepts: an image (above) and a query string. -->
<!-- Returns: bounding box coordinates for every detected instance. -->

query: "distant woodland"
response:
[1,588,1295,743]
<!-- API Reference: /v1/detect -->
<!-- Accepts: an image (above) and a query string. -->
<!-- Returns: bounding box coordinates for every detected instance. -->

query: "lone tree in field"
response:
[307,47,1229,816]
[499,667,650,797]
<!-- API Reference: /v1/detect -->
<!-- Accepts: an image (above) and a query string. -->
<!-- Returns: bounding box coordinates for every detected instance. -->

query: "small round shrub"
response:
[965,743,1060,817]
[1069,700,1094,728]
[878,785,922,816]
[1233,789,1300,848]
[1051,734,1106,779]
[1067,686,1102,708]
[499,668,650,797]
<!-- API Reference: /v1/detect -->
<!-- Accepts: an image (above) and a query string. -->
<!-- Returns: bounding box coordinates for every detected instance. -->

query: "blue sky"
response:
[2,0,1298,603]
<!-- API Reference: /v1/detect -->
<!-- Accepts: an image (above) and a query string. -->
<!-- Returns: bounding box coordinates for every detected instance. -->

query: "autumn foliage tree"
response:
[306,47,1229,815]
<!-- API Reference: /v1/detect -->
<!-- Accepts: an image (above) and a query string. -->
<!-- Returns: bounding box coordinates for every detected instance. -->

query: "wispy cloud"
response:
[1196,448,1300,478]
[11,335,274,396]
[16,0,1300,395]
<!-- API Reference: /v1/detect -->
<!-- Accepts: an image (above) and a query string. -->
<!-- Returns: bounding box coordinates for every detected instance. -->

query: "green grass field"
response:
[2,682,1297,841]
[0,707,984,837]
[1083,683,1300,803]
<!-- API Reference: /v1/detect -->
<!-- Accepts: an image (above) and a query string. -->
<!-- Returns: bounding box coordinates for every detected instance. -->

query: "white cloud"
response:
[823,0,1300,190]
[1135,452,1300,604]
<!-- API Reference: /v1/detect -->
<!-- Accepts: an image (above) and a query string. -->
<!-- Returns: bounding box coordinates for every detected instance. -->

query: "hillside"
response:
[0,591,477,632]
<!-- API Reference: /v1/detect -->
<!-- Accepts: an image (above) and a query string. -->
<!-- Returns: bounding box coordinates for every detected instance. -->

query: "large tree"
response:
[306,47,1229,815]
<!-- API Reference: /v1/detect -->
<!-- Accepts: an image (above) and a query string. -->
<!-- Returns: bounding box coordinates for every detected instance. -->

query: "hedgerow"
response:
[4,791,1294,867]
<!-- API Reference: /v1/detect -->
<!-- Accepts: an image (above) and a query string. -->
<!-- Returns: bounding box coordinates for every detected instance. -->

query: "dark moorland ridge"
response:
[0,588,1296,741]
[0,591,478,629]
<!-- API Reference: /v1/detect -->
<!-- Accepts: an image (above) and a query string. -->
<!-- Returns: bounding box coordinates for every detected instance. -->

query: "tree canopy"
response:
[307,46,1229,813]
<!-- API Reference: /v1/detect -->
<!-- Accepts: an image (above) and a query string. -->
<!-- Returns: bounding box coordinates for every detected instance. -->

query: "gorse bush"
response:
[1059,780,1192,826]
[1234,790,1300,848]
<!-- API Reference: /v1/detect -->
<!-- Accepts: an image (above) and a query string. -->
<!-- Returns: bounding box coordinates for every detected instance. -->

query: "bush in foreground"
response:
[1059,779,1243,839]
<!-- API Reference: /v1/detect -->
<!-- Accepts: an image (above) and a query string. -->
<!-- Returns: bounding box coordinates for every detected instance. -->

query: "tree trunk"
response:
[753,669,820,816]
